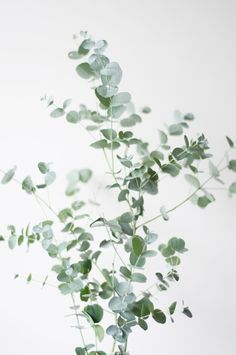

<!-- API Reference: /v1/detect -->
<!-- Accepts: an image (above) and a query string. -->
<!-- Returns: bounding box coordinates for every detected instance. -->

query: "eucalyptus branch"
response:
[1,32,235,355]
[137,166,227,230]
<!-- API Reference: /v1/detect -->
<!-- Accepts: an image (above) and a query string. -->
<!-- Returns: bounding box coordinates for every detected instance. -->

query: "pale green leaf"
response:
[45,171,56,186]
[100,129,117,140]
[90,139,108,149]
[66,111,80,123]
[229,160,236,172]
[50,108,65,118]
[111,92,131,107]
[1,166,16,184]
[76,63,94,79]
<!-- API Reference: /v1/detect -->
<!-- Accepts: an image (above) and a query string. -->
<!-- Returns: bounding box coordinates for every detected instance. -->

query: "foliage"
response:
[1,31,236,355]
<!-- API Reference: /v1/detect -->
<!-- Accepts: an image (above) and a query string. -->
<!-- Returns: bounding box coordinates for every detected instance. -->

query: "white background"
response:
[0,0,236,354]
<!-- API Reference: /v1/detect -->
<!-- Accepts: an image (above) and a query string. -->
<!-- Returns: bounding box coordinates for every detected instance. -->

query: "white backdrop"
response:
[0,0,236,354]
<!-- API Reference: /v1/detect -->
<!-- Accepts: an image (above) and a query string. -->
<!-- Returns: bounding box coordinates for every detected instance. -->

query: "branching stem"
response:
[136,166,227,229]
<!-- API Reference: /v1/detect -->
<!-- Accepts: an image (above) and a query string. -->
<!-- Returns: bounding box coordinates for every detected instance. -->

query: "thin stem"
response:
[111,250,117,354]
[35,193,59,219]
[15,275,56,288]
[102,143,135,227]
[124,337,128,353]
[103,219,127,268]
[136,166,227,229]
[71,293,88,354]
[33,193,48,219]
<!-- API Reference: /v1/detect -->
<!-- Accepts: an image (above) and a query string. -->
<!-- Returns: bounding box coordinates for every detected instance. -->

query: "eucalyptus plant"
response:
[1,31,236,355]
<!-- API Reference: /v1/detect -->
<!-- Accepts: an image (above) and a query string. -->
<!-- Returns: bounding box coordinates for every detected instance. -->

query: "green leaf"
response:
[172,147,187,161]
[108,296,123,312]
[169,301,177,315]
[109,105,126,118]
[58,283,71,295]
[106,325,119,336]
[76,260,92,274]
[166,256,181,266]
[184,113,194,121]
[94,324,105,342]
[152,309,166,324]
[226,136,234,148]
[142,250,157,257]
[94,40,108,54]
[80,285,90,301]
[184,174,200,188]
[101,62,122,86]
[22,176,35,194]
[50,108,65,118]
[111,92,131,107]
[131,273,147,283]
[106,141,120,150]
[168,237,185,252]
[58,208,73,222]
[118,189,129,202]
[66,240,77,251]
[138,318,148,330]
[18,235,24,246]
[45,171,56,186]
[197,195,213,208]
[27,273,32,283]
[142,106,151,114]
[66,111,80,123]
[209,161,220,177]
[158,244,175,257]
[90,139,108,149]
[151,150,164,162]
[144,227,158,244]
[132,236,145,256]
[63,98,72,109]
[99,282,113,299]
[70,278,83,292]
[183,306,193,318]
[1,166,16,184]
[100,129,117,141]
[68,51,80,59]
[168,124,183,136]
[160,206,169,221]
[162,164,180,177]
[130,252,146,267]
[76,63,94,79]
[78,40,90,56]
[229,182,236,194]
[121,114,141,127]
[84,304,103,323]
[120,266,131,279]
[81,39,95,50]
[158,130,168,144]
[228,160,236,172]
[95,88,111,107]
[79,169,92,183]
[72,200,85,210]
[75,348,86,355]
[8,235,17,250]
[119,212,133,223]
[38,162,49,174]
[96,85,118,98]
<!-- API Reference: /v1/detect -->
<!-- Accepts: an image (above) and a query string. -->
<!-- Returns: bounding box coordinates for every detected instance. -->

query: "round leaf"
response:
[66,111,80,123]
[152,309,166,324]
[84,304,103,323]
[76,63,94,79]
